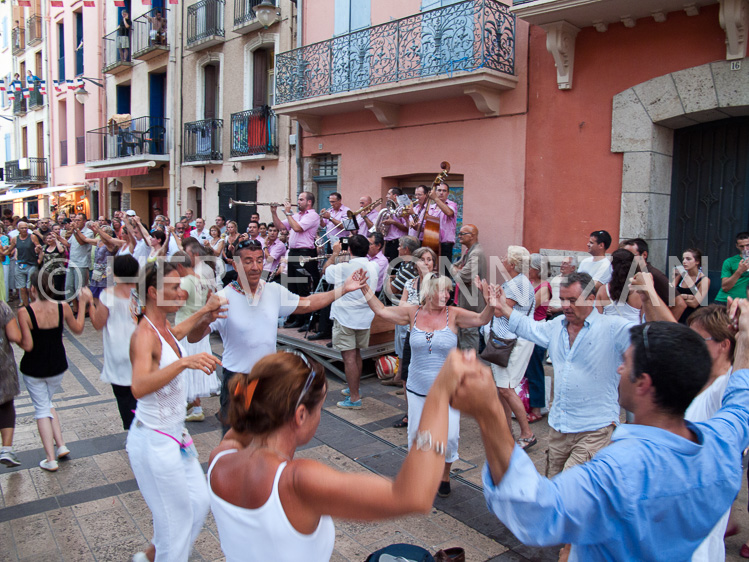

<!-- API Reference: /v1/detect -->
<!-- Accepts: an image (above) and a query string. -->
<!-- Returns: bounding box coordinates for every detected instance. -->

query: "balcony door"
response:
[419,0,475,76]
[204,63,219,120]
[149,72,166,154]
[332,0,371,94]
[36,122,43,159]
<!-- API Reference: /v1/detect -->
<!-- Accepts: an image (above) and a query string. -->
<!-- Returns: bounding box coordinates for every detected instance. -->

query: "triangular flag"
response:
[18,0,31,6]
[66,79,74,90]
[27,79,34,91]
[23,89,30,99]
[50,0,63,6]
[8,91,15,101]
[83,0,94,6]
[14,81,21,92]
[114,0,125,5]
[76,77,84,89]
[40,81,46,95]
[54,80,62,92]
[169,0,178,4]
[0,80,5,92]
[142,0,151,4]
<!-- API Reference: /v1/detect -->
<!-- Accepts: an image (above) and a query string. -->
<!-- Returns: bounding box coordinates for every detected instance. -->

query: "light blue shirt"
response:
[482,369,749,562]
[0,235,8,265]
[508,308,632,433]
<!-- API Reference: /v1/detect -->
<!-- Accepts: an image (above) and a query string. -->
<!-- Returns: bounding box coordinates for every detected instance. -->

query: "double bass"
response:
[415,161,450,256]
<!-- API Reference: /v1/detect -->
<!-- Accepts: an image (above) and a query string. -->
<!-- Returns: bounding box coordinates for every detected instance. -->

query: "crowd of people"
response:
[1,186,749,561]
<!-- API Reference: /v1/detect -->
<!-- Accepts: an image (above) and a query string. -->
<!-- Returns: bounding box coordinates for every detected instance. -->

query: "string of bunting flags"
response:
[36,0,180,6]
[0,77,85,100]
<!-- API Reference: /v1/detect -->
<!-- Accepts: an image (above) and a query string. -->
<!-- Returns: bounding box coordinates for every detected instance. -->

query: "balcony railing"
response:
[86,116,169,163]
[275,0,515,105]
[184,119,223,162]
[12,27,25,56]
[60,140,68,167]
[26,15,42,46]
[230,107,278,158]
[234,0,263,29]
[28,84,43,110]
[5,158,48,184]
[103,28,133,74]
[76,135,85,164]
[133,9,169,60]
[13,97,27,116]
[186,0,225,49]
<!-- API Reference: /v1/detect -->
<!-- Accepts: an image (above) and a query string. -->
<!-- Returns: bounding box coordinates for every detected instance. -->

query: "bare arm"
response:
[633,273,677,323]
[73,228,97,247]
[5,315,32,352]
[92,224,124,252]
[270,206,287,233]
[292,272,361,315]
[63,291,90,334]
[358,277,413,325]
[15,308,34,352]
[171,293,227,341]
[722,259,749,292]
[87,297,110,331]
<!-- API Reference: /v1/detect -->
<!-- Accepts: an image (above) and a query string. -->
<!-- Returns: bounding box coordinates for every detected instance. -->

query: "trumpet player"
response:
[383,187,409,262]
[357,196,380,237]
[319,192,352,251]
[271,192,320,329]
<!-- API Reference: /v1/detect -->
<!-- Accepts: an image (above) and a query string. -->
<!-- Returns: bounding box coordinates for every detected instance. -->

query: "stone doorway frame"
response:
[611,57,749,269]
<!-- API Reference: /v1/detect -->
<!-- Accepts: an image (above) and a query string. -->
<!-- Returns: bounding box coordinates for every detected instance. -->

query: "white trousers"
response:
[126,421,209,562]
[406,391,461,463]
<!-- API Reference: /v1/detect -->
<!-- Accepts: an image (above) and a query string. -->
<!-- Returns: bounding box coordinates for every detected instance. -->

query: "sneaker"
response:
[438,480,451,498]
[56,445,70,459]
[336,397,362,409]
[185,411,205,422]
[132,552,150,562]
[0,450,20,467]
[341,388,350,397]
[39,459,58,472]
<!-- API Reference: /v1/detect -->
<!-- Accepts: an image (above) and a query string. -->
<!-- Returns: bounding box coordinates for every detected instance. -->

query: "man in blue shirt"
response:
[451,301,749,561]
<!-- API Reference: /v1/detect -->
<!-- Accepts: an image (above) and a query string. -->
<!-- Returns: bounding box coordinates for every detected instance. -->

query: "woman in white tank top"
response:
[596,249,644,324]
[208,348,469,562]
[127,261,225,562]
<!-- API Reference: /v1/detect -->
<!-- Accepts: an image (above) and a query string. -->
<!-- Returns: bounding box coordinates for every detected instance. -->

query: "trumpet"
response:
[347,198,382,221]
[228,198,298,209]
[299,252,349,265]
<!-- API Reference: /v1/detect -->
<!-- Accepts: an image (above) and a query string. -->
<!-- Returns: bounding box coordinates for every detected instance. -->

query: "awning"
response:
[85,161,158,179]
[0,184,85,203]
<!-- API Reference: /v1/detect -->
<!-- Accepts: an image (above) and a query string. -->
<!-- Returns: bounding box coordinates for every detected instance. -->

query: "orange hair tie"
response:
[233,378,259,410]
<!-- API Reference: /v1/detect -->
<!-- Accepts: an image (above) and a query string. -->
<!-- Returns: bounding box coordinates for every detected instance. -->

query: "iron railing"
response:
[275,0,515,105]
[86,116,169,162]
[103,28,132,72]
[13,97,26,116]
[60,140,68,167]
[230,106,278,157]
[12,26,25,56]
[187,0,225,47]
[5,158,48,183]
[184,119,223,161]
[76,135,85,163]
[26,16,42,46]
[28,84,43,109]
[234,0,263,27]
[133,8,169,57]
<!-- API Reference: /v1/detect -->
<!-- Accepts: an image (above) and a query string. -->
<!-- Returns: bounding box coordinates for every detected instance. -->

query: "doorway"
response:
[148,189,168,226]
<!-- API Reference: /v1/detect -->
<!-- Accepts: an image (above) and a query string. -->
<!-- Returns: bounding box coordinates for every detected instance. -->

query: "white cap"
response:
[125,210,136,216]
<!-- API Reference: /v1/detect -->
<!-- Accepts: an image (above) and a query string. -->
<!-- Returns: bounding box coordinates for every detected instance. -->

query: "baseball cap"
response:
[125,210,136,216]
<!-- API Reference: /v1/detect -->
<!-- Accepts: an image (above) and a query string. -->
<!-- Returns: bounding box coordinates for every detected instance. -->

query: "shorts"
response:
[489,336,534,388]
[117,35,130,49]
[14,263,37,289]
[332,319,370,351]
[65,265,89,302]
[546,424,615,478]
[23,373,65,419]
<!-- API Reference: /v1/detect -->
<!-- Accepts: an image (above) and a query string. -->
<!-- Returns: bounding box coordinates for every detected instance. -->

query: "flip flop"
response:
[393,417,408,428]
[517,435,537,451]
[527,412,544,424]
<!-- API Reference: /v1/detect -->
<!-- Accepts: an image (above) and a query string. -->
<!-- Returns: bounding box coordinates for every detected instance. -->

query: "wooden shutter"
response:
[252,50,268,108]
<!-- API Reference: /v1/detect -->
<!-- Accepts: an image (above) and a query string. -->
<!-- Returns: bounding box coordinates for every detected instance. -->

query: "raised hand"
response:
[182,352,222,375]
[204,292,228,321]
[347,268,369,292]
[435,349,478,397]
[78,287,93,306]
[450,352,499,417]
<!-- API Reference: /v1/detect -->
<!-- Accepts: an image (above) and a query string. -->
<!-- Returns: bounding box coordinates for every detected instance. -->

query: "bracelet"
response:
[415,430,446,456]
[285,211,292,216]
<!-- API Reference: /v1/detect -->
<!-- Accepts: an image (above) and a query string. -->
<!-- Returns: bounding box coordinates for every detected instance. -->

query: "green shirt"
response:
[715,254,749,302]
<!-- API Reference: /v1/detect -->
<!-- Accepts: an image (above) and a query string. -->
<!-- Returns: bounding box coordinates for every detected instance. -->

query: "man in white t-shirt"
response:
[578,230,613,293]
[187,239,362,433]
[190,218,210,245]
[323,235,379,409]
[65,213,96,311]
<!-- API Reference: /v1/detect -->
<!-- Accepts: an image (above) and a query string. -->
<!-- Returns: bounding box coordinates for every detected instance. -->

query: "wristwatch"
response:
[415,430,446,456]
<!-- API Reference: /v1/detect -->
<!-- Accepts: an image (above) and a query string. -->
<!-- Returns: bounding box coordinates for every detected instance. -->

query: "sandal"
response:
[380,378,402,387]
[393,417,408,428]
[527,412,544,424]
[517,435,537,451]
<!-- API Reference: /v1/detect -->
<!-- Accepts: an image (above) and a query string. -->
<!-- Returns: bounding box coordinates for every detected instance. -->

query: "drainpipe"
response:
[295,0,303,196]
[170,0,184,217]
[44,2,55,198]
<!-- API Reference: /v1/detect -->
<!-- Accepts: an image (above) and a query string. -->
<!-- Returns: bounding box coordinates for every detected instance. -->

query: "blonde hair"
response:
[420,273,453,304]
[506,245,531,272]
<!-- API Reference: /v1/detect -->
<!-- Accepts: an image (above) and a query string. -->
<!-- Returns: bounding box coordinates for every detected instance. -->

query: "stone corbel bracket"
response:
[720,0,749,60]
[364,101,400,128]
[464,86,501,116]
[541,21,581,90]
[295,114,322,135]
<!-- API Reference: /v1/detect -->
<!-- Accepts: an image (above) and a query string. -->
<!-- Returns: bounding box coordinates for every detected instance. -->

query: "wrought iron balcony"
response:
[28,84,43,110]
[184,119,223,162]
[13,97,27,117]
[233,0,264,34]
[86,116,169,165]
[12,27,25,56]
[5,158,48,184]
[27,16,42,47]
[133,9,170,61]
[275,0,516,114]
[230,107,278,158]
[186,0,225,51]
[103,29,134,75]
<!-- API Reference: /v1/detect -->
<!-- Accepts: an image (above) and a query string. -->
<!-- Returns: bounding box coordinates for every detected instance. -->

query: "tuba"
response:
[370,199,398,235]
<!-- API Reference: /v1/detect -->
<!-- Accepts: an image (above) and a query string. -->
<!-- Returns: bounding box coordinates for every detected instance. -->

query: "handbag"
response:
[480,302,533,368]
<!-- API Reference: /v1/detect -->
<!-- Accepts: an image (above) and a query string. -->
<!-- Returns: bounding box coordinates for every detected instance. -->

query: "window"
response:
[2,18,7,49]
[4,134,10,162]
[58,22,65,82]
[75,12,83,76]
[334,0,370,35]
[116,84,131,114]
[26,198,38,217]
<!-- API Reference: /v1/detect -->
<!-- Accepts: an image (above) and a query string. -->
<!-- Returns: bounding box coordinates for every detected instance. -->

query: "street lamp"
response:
[253,0,280,28]
[74,76,104,105]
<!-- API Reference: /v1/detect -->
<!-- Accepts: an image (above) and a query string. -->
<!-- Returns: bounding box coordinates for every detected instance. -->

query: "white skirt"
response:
[180,335,221,402]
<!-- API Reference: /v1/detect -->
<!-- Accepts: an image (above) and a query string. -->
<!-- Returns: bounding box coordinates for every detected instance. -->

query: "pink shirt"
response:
[322,205,351,239]
[358,210,379,237]
[428,199,458,243]
[408,203,427,240]
[384,215,407,241]
[248,234,265,248]
[368,251,389,292]
[263,238,287,272]
[282,208,320,249]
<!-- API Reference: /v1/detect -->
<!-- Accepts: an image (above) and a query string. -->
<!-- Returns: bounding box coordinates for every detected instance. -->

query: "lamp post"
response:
[74,76,104,105]
[253,0,280,28]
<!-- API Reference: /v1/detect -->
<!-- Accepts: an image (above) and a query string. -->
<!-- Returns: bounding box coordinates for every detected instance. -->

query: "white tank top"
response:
[133,316,187,431]
[208,450,336,562]
[602,285,643,324]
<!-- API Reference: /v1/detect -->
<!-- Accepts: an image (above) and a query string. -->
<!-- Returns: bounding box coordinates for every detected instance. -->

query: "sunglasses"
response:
[237,240,263,250]
[288,351,318,411]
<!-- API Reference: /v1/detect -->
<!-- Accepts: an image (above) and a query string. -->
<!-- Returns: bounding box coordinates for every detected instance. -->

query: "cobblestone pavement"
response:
[1,319,749,561]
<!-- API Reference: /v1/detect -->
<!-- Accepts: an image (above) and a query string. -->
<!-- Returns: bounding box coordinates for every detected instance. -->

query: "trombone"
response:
[314,197,383,248]
[228,198,298,209]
